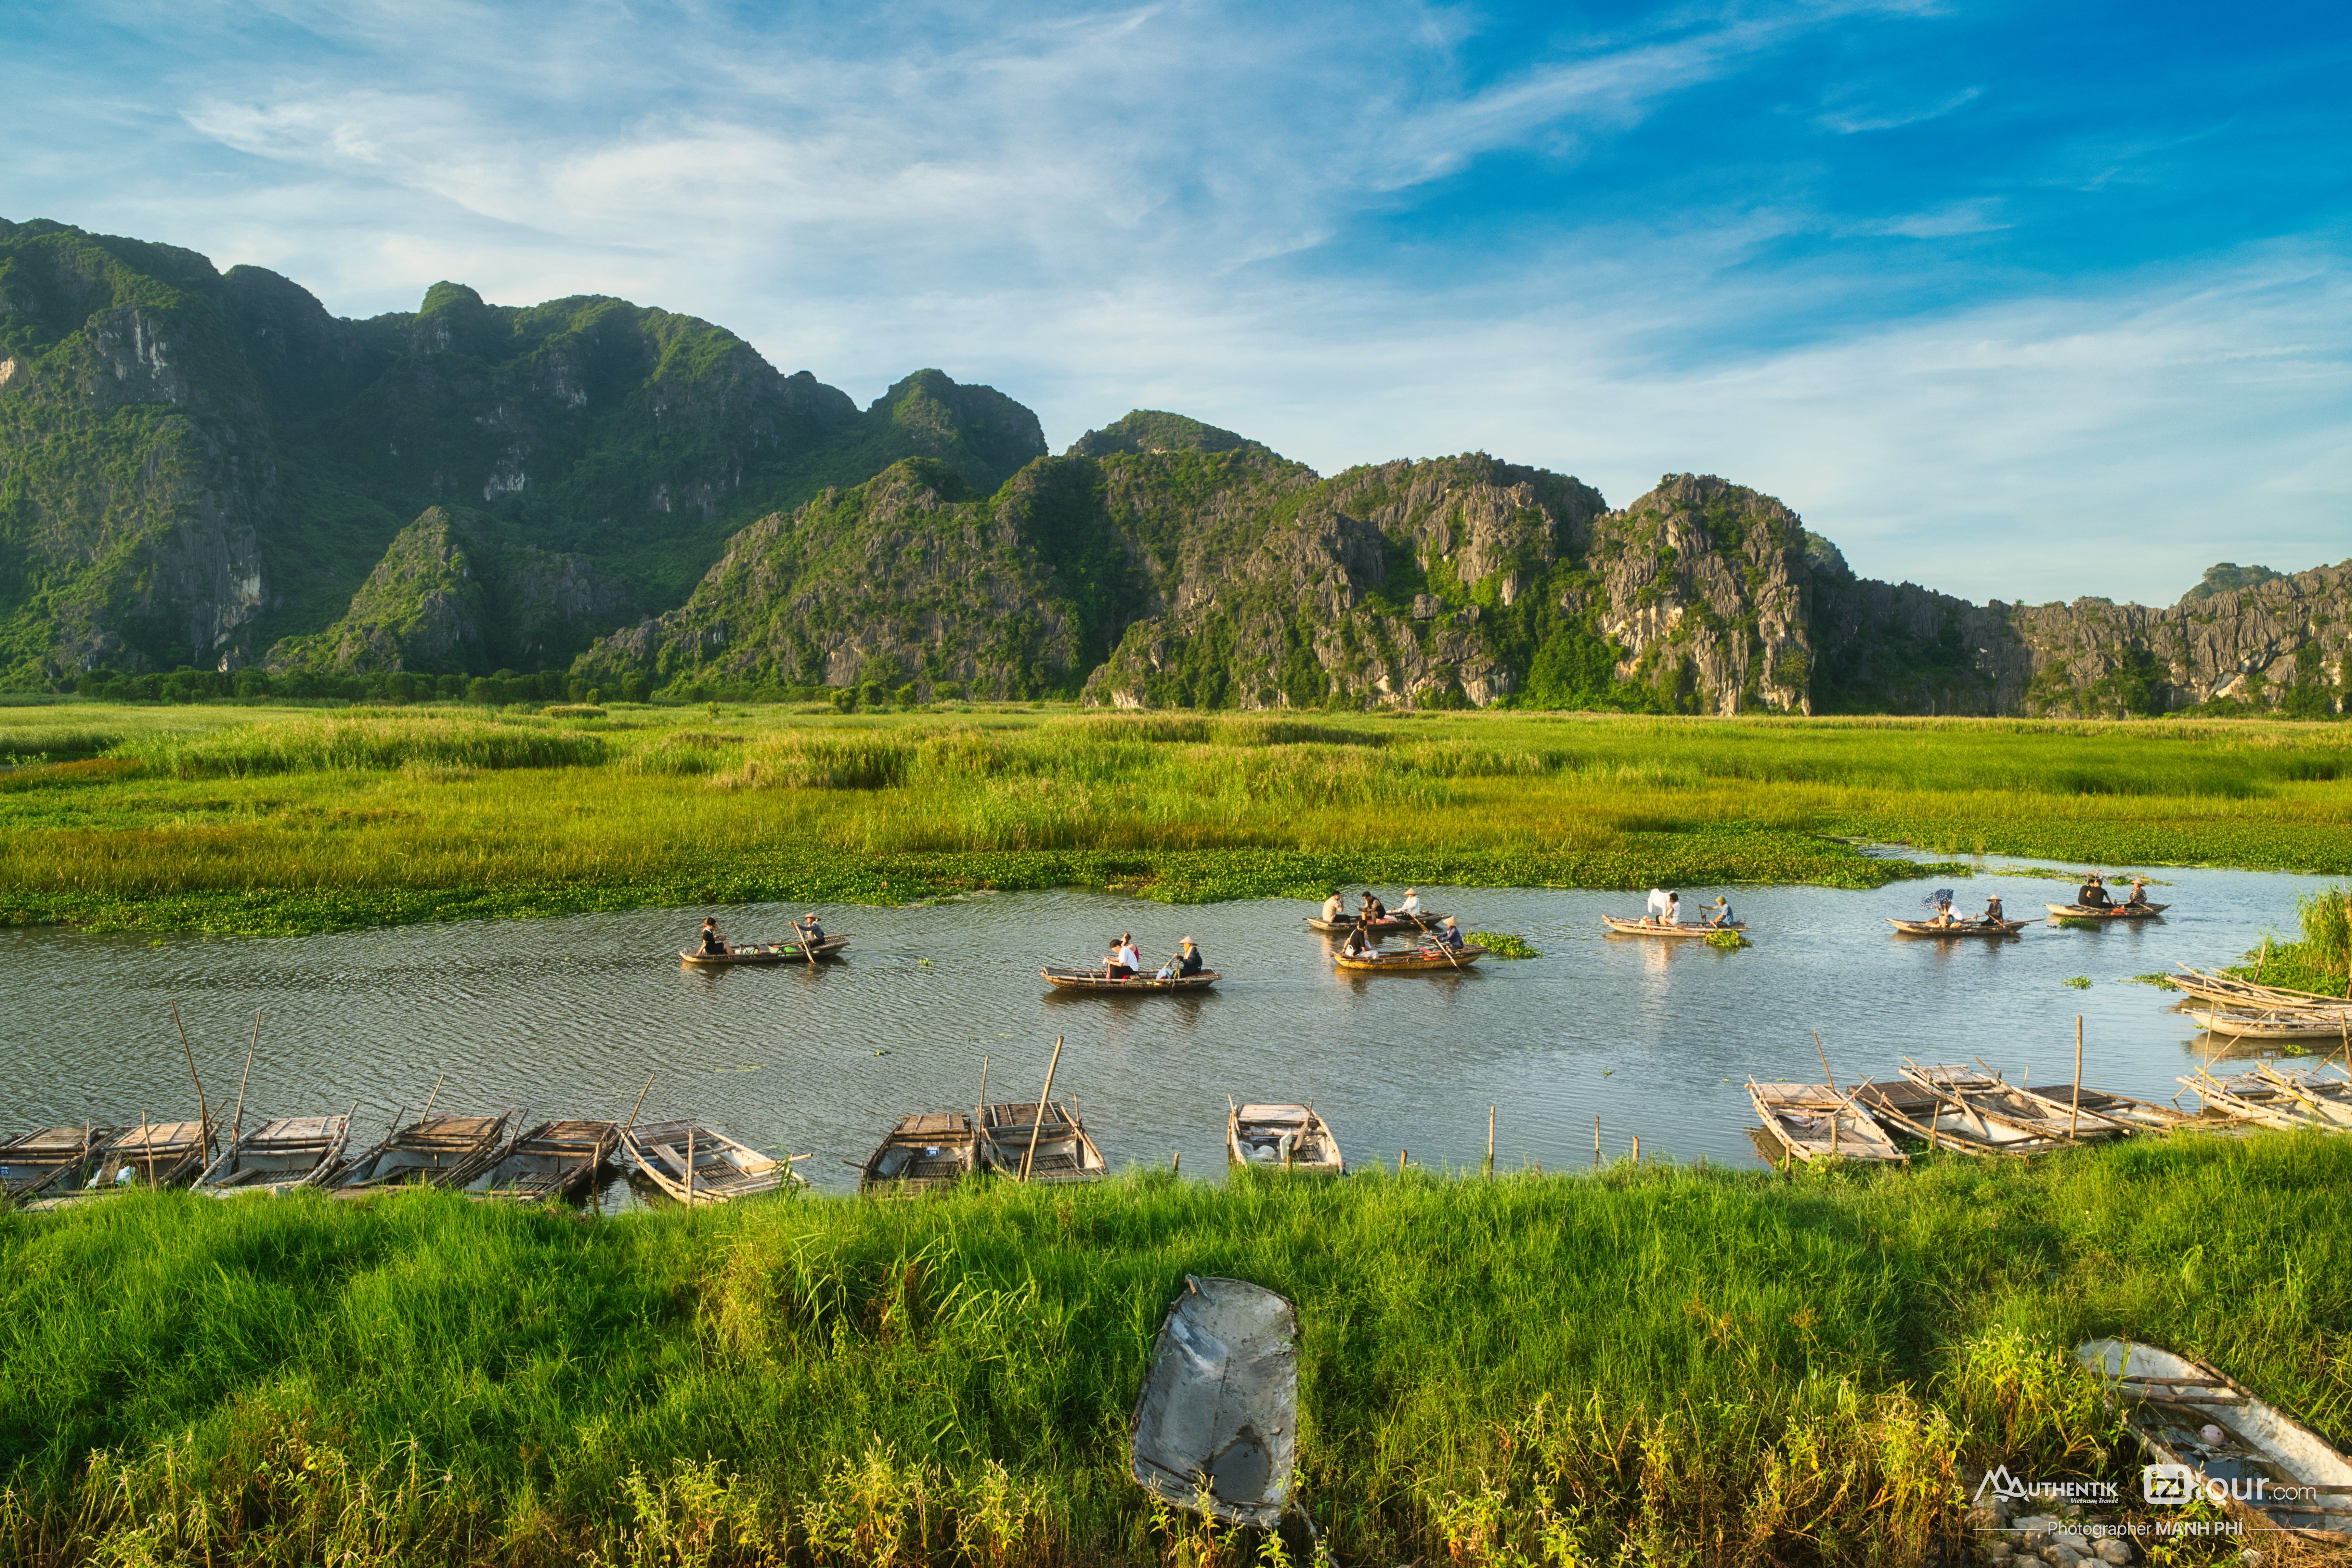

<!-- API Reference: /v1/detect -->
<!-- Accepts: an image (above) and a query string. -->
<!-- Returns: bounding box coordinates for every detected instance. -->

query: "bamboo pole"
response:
[1486,1105,1495,1179]
[171,1003,211,1156]
[1019,1038,1064,1183]
[977,1055,989,1138]
[2071,1016,2085,1137]
[227,1013,259,1174]
[1814,1031,1834,1088]
[418,1073,446,1128]
[1172,1150,1179,1174]
[139,1109,153,1189]
[1633,1133,1641,1163]
[1594,1114,1601,1168]
[623,1071,656,1133]
[685,1124,696,1208]
[1396,1147,1406,1175]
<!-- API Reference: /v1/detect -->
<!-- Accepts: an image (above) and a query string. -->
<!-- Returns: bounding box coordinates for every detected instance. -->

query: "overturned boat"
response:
[1130,1276,1300,1528]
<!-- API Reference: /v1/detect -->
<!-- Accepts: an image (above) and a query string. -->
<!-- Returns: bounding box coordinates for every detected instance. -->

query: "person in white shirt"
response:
[1646,887,1668,924]
[1321,891,1344,923]
[1117,934,1142,973]
[1664,891,1681,925]
[1399,888,1421,918]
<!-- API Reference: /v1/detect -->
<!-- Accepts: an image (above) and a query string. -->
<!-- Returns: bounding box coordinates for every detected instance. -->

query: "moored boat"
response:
[193,1114,354,1195]
[327,1111,515,1195]
[1226,1100,1343,1175]
[2180,1066,2349,1132]
[2044,902,2168,920]
[1886,917,2027,937]
[1899,1061,2132,1142]
[621,1119,801,1205]
[1602,916,1746,938]
[679,935,849,966]
[0,1125,118,1203]
[1849,1079,2055,1156]
[2171,965,2347,1013]
[859,1113,980,1193]
[466,1119,621,1204]
[28,1117,214,1206]
[2016,1085,2204,1135]
[1041,966,1220,992]
[1130,1275,1300,1528]
[1333,943,1486,973]
[2185,1008,2352,1042]
[1748,1082,1908,1163]
[979,1100,1107,1182]
[2251,1063,2352,1127]
[2075,1338,2352,1543]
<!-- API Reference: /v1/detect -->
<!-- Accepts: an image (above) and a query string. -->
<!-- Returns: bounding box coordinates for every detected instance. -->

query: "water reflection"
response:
[0,857,2337,1198]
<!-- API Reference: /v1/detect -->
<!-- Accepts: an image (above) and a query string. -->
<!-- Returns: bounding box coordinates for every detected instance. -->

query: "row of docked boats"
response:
[853,1098,1345,1192]
[2167,962,2352,1041]
[1750,1055,2352,1164]
[0,1095,798,1211]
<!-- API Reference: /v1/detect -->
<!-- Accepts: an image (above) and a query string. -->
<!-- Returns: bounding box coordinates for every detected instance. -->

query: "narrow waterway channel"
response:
[0,854,2335,1205]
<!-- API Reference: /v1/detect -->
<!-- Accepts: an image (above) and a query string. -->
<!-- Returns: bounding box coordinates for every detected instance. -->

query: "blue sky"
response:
[5,0,2348,602]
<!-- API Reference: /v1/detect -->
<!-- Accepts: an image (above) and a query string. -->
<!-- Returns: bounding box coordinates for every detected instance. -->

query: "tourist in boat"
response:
[1663,890,1682,925]
[1321,891,1346,924]
[1176,937,1205,977]
[1341,924,1375,958]
[1104,938,1136,979]
[1360,891,1388,921]
[2077,874,2113,910]
[1930,895,1962,928]
[794,912,826,945]
[1118,933,1142,973]
[696,918,729,957]
[1646,886,1669,924]
[1399,888,1421,919]
[1705,895,1737,929]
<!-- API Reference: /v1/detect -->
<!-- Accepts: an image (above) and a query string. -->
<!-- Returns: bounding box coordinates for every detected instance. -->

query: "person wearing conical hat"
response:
[1437,915,1466,950]
[1398,887,1421,917]
[1177,936,1206,977]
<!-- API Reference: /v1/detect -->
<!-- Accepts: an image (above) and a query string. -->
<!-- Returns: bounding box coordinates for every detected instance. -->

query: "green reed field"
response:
[1,702,2348,935]
[2,1132,2344,1568]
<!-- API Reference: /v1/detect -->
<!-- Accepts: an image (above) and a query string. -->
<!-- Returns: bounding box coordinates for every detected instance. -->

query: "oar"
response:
[1403,906,1464,972]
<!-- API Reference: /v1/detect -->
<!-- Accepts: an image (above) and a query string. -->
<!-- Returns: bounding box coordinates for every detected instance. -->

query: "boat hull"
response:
[1602,917,1745,938]
[1305,912,1448,935]
[2044,903,2168,919]
[1227,1101,1344,1175]
[1887,918,2026,937]
[680,936,848,966]
[1749,1083,1908,1163]
[1042,967,1220,992]
[1333,945,1485,973]
[1130,1277,1299,1528]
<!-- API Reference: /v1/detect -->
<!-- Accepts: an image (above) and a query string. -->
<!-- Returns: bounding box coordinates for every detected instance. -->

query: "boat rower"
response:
[1433,916,1467,950]
[696,918,729,957]
[1176,937,1205,977]
[1705,895,1736,929]
[2124,877,2152,909]
[794,912,826,945]
[2077,874,2113,910]
[1980,894,2005,926]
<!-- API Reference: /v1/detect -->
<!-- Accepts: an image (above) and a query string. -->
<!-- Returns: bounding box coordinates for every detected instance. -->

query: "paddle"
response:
[1402,904,1464,973]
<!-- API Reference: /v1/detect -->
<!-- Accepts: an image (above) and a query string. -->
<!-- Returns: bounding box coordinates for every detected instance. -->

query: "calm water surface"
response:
[0,854,2335,1204]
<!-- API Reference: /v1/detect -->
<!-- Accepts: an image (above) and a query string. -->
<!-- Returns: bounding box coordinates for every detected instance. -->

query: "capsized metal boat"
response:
[1130,1275,1300,1528]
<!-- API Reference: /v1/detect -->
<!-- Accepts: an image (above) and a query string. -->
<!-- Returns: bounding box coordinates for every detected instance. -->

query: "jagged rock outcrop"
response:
[0,216,1045,683]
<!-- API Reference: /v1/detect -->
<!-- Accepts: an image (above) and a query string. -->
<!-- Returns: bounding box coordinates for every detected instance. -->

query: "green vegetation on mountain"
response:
[2,1132,2343,1565]
[0,216,1043,684]
[1,704,2347,937]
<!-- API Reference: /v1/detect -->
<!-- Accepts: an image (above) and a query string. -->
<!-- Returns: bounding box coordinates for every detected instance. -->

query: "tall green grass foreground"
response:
[3,1134,2347,1567]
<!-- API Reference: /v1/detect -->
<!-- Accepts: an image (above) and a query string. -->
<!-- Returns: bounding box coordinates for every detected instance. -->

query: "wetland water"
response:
[0,855,2336,1204]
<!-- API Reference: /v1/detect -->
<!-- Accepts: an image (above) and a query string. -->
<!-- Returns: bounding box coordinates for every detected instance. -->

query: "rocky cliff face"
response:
[0,217,1045,683]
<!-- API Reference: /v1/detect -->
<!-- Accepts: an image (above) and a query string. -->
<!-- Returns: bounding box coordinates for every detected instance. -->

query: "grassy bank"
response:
[2,1134,2346,1566]
[2230,884,2352,998]
[1,705,2348,935]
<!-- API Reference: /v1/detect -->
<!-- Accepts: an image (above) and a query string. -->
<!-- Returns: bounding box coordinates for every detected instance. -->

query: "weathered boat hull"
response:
[1899,1061,2132,1142]
[1042,967,1220,992]
[1226,1101,1344,1175]
[859,1113,980,1193]
[193,1115,353,1195]
[327,1112,514,1196]
[1130,1276,1300,1528]
[1305,912,1449,935]
[468,1119,620,1204]
[1602,916,1746,937]
[2186,1008,2352,1042]
[2044,903,2168,919]
[679,936,849,966]
[2076,1338,2352,1543]
[1749,1083,1908,1163]
[622,1119,800,1205]
[979,1100,1107,1182]
[0,1125,119,1202]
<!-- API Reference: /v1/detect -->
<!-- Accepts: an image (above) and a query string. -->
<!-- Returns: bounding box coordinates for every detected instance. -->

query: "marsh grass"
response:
[1,1132,2343,1567]
[0,706,2347,935]
[2232,885,2352,998]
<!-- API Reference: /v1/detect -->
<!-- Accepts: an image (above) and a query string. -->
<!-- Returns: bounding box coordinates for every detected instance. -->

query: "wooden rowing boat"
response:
[193,1115,353,1195]
[2044,902,2168,919]
[859,1112,980,1193]
[1041,966,1221,992]
[0,1125,118,1203]
[979,1100,1107,1182]
[622,1118,802,1205]
[1899,1061,2133,1141]
[1332,943,1486,973]
[2018,1085,2202,1134]
[1130,1275,1300,1528]
[679,935,849,966]
[1848,1080,2057,1156]
[23,1117,215,1207]
[2251,1063,2352,1127]
[2179,1068,2325,1131]
[2076,1338,2352,1543]
[1748,1082,1908,1163]
[327,1112,514,1195]
[1882,912,2032,940]
[2185,1008,2352,1042]
[1305,911,1450,935]
[1227,1100,1344,1175]
[1602,915,1746,937]
[2172,965,2348,1013]
[466,1119,620,1204]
